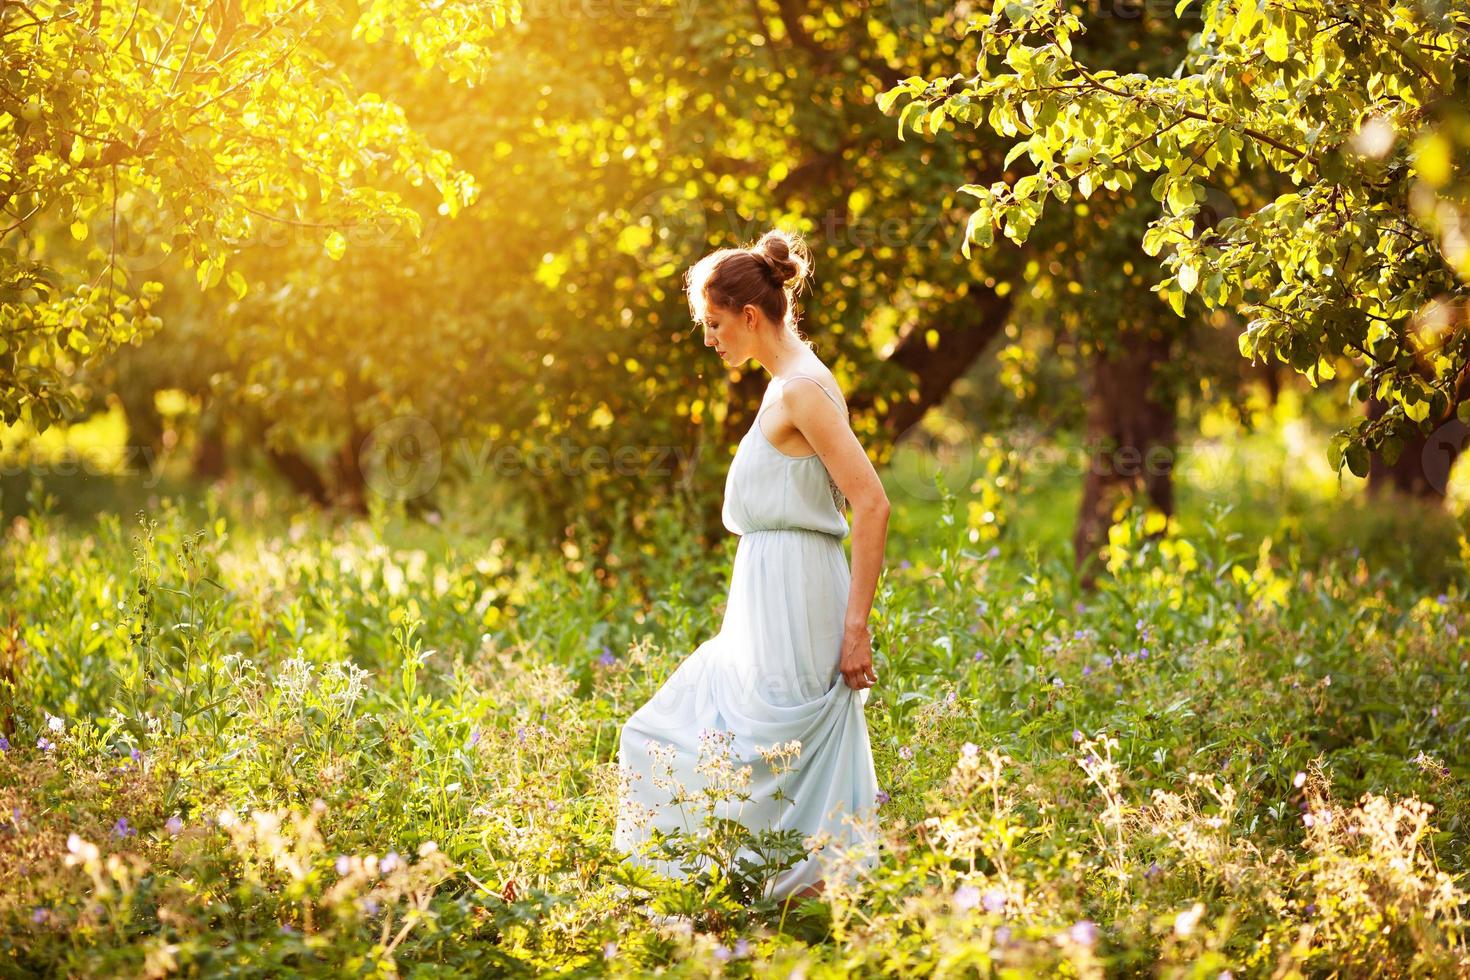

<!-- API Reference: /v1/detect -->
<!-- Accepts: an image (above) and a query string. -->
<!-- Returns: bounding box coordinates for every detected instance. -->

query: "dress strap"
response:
[779,375,846,415]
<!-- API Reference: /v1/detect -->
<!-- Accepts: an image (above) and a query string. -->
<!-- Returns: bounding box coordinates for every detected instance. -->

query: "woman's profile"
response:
[613,229,890,903]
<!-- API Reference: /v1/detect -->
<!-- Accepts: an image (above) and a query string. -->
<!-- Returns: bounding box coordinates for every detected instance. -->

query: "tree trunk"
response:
[265,447,331,506]
[1072,328,1178,591]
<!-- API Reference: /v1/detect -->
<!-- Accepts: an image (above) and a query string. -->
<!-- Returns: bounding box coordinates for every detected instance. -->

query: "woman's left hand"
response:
[839,623,878,690]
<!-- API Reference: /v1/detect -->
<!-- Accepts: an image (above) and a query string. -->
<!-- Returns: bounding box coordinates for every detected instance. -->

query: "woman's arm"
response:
[782,381,889,690]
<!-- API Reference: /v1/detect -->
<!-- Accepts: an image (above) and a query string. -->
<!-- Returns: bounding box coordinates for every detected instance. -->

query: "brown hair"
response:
[685,229,813,333]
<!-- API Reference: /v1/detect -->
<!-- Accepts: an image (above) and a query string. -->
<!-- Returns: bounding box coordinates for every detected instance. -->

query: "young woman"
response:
[613,229,890,903]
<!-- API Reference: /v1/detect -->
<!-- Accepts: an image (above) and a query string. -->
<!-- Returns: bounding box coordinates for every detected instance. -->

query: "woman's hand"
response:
[839,622,878,691]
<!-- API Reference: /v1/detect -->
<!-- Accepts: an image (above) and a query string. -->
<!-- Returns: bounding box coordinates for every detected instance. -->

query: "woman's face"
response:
[701,302,749,366]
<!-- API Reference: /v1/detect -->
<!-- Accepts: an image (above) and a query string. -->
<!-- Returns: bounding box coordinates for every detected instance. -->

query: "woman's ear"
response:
[742,304,758,329]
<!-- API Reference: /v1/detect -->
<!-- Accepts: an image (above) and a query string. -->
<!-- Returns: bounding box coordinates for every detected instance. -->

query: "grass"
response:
[1,400,1468,976]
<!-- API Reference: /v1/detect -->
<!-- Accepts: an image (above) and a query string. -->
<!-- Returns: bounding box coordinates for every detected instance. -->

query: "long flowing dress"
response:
[613,375,881,901]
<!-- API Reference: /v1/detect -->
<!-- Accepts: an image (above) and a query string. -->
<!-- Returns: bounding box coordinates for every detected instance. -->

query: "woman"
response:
[613,229,889,903]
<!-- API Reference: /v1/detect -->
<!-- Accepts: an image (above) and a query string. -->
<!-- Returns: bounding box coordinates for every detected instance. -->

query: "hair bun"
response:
[751,229,811,290]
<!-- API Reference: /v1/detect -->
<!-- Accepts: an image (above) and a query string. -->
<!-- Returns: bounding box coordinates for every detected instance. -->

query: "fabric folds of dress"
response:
[614,377,881,901]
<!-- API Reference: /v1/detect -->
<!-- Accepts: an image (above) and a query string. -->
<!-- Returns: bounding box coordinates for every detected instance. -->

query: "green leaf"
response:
[1264,31,1289,63]
[1344,443,1369,478]
[1178,260,1199,294]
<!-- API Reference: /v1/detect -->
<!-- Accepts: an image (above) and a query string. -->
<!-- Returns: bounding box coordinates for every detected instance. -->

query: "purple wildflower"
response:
[973,650,985,661]
[899,559,912,570]
[946,690,957,703]
[1145,860,1161,880]
[712,944,732,962]
[362,897,380,915]
[130,748,142,763]
[336,855,351,875]
[983,888,1007,914]
[995,925,1012,945]
[1068,920,1098,946]
[985,546,1000,559]
[603,941,618,960]
[898,745,914,760]
[1082,665,1092,676]
[1072,730,1083,743]
[1052,677,1064,688]
[32,907,48,924]
[112,817,134,838]
[599,650,617,667]
[952,885,981,911]
[166,815,184,836]
[0,736,9,751]
[467,728,482,748]
[36,737,54,752]
[734,938,750,957]
[875,789,890,806]
[1140,647,1149,659]
[381,851,401,874]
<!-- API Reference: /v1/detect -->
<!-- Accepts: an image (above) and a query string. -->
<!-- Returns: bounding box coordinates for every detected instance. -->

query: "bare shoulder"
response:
[779,368,846,414]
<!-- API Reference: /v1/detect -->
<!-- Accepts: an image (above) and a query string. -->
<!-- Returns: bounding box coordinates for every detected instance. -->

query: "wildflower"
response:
[47,714,63,733]
[1103,656,1113,668]
[130,748,142,763]
[1072,730,1084,743]
[603,941,618,960]
[899,559,912,570]
[31,907,48,924]
[381,851,401,874]
[1304,903,1317,915]
[953,884,981,910]
[712,944,731,962]
[516,726,527,742]
[1139,647,1149,659]
[945,690,957,703]
[1052,677,1064,688]
[166,815,184,836]
[1068,920,1098,947]
[734,938,750,957]
[985,546,1000,559]
[898,745,914,760]
[599,650,617,667]
[982,888,1007,914]
[336,855,351,875]
[1145,860,1162,880]
[36,737,54,752]
[361,897,380,915]
[1082,665,1091,676]
[1173,902,1205,937]
[467,728,482,749]
[875,789,890,806]
[0,736,9,751]
[972,650,985,661]
[112,817,134,838]
[1293,771,1306,788]
[960,742,979,758]
[994,925,1012,945]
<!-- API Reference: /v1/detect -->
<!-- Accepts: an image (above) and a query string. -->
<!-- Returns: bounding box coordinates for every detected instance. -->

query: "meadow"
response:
[2,394,1468,978]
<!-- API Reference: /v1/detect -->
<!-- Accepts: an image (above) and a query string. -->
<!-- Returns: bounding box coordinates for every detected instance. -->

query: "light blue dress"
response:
[614,375,881,901]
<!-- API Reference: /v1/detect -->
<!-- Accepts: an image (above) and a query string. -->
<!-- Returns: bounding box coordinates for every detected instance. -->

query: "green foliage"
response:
[886,0,1470,477]
[1,0,508,429]
[2,423,1468,974]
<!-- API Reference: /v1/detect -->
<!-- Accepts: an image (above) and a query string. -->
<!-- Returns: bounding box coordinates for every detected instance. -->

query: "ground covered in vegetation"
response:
[2,417,1468,977]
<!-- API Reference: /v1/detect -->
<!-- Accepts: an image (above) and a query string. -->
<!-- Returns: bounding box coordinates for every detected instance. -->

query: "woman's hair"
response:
[685,229,813,334]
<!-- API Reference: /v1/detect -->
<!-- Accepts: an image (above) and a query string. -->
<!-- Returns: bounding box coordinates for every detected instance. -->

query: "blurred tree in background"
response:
[885,0,1470,518]
[4,0,1467,581]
